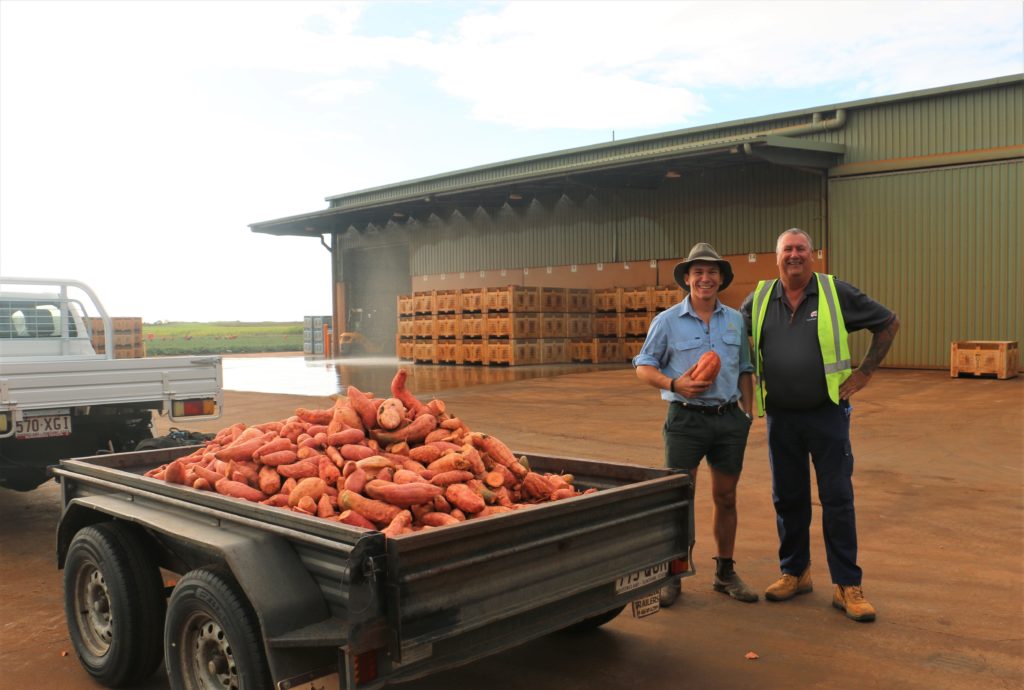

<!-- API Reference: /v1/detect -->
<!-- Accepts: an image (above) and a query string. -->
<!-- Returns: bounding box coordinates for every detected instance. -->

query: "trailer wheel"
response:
[562,605,626,632]
[165,567,272,690]
[63,522,166,687]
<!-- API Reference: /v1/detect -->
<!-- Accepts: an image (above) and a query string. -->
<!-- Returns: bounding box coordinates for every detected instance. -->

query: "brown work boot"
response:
[832,585,877,622]
[764,567,813,601]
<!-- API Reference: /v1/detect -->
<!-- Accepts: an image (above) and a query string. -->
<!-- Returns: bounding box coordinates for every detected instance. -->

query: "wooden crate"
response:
[593,287,623,313]
[623,312,655,337]
[435,314,461,339]
[461,341,485,364]
[570,339,595,363]
[397,339,415,361]
[950,340,1019,379]
[485,285,541,313]
[622,286,652,312]
[436,340,463,364]
[539,338,569,364]
[567,288,593,313]
[594,313,625,338]
[90,317,143,356]
[413,316,436,340]
[460,314,486,339]
[485,313,540,339]
[485,339,540,366]
[460,288,485,313]
[567,314,594,339]
[539,313,567,339]
[397,316,415,339]
[540,287,568,313]
[433,289,460,314]
[412,291,434,315]
[622,338,645,361]
[397,294,415,317]
[413,341,438,363]
[651,285,682,312]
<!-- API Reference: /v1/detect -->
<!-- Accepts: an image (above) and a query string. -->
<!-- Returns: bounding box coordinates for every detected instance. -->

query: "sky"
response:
[1,0,1021,323]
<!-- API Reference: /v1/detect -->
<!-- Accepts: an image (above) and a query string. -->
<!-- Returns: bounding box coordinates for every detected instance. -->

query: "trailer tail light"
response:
[670,558,689,574]
[353,649,379,686]
[0,411,10,434]
[172,398,217,417]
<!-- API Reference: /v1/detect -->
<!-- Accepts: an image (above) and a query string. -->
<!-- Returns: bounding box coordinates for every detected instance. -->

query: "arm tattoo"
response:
[860,314,900,375]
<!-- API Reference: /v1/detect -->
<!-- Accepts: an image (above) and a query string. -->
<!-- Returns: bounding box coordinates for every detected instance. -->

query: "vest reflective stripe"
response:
[751,273,852,416]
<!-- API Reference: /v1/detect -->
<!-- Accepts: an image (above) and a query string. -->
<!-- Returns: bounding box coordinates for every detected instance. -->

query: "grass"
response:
[143,321,304,355]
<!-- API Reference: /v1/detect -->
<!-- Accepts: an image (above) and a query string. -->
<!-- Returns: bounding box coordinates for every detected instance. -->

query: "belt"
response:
[674,401,738,415]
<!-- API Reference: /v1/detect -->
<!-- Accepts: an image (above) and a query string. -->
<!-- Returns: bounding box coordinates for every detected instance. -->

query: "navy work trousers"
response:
[766,401,861,586]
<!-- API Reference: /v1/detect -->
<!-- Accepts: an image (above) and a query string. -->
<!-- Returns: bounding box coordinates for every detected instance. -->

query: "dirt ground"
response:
[1,367,1021,690]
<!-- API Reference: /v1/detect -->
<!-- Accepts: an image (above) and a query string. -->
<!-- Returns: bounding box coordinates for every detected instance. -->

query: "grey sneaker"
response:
[713,571,759,602]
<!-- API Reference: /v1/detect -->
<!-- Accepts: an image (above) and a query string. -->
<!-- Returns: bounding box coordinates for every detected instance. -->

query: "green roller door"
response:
[829,160,1022,369]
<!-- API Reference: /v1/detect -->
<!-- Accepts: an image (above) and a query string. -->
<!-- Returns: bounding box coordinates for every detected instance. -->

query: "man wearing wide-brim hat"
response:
[633,242,758,604]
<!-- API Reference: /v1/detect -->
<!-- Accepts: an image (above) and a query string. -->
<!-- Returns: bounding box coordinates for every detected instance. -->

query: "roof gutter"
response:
[742,109,847,156]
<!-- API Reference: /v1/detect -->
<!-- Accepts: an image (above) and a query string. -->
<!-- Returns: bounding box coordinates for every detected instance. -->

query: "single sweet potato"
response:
[288,477,328,507]
[214,478,266,502]
[376,398,407,430]
[430,470,475,487]
[381,510,413,538]
[277,459,319,479]
[364,479,442,507]
[445,483,485,514]
[258,466,282,495]
[336,509,376,530]
[340,490,402,525]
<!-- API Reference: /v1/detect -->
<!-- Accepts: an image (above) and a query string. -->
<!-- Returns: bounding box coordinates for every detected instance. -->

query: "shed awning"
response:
[250,133,845,238]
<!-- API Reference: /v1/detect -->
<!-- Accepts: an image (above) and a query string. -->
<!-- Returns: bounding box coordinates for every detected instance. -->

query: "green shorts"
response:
[663,402,753,476]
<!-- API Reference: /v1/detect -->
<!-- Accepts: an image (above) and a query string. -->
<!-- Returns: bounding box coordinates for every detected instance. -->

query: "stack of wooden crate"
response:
[89,317,145,358]
[569,285,681,363]
[398,284,682,366]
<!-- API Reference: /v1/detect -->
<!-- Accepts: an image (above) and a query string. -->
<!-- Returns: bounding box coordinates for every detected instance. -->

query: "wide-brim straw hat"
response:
[673,242,734,291]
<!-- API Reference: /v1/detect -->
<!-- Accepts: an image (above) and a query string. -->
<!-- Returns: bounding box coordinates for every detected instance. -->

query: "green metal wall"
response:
[829,160,1022,369]
[406,164,821,275]
[805,80,1022,161]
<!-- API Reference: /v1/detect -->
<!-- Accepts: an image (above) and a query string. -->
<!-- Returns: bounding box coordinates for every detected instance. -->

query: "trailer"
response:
[54,446,694,689]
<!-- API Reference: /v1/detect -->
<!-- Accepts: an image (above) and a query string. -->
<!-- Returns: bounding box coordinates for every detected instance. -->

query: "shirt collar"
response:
[680,294,725,317]
[771,273,820,299]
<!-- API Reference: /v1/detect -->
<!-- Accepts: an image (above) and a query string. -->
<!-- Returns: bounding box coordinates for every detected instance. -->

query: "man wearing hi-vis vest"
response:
[741,228,899,622]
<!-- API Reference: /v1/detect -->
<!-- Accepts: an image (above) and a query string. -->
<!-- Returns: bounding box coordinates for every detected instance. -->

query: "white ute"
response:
[0,277,222,490]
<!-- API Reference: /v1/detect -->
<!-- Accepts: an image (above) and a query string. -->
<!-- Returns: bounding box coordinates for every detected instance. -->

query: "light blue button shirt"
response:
[632,296,754,405]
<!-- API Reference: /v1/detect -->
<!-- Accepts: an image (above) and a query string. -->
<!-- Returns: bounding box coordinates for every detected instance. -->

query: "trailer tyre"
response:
[63,522,167,687]
[561,605,626,632]
[165,566,272,690]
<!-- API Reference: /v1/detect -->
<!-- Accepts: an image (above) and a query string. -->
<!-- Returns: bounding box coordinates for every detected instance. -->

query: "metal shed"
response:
[251,74,1023,370]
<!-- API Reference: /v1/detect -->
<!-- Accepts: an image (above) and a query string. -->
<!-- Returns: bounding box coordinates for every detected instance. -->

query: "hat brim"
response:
[674,259,734,292]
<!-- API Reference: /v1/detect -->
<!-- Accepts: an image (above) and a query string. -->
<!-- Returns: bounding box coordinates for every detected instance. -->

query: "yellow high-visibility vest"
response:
[751,273,852,416]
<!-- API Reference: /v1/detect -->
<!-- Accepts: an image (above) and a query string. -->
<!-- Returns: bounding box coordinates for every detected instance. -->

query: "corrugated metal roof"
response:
[251,74,1021,237]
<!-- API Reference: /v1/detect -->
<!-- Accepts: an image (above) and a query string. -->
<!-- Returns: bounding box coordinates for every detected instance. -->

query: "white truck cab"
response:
[0,277,223,491]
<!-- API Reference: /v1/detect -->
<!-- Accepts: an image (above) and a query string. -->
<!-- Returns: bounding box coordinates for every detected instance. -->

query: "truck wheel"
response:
[165,567,272,690]
[63,522,166,687]
[562,605,626,632]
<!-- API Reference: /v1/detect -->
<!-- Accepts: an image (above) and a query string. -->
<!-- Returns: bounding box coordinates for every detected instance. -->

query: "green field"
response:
[143,322,304,355]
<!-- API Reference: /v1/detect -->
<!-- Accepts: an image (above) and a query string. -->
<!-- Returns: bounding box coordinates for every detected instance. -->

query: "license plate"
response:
[615,561,669,594]
[15,414,72,439]
[631,591,661,618]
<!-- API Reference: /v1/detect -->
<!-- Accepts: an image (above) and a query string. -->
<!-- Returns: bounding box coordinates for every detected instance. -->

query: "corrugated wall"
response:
[407,164,821,275]
[796,81,1022,161]
[829,160,1022,369]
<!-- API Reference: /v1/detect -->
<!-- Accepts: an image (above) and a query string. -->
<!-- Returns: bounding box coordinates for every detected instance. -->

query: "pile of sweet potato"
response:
[144,368,591,536]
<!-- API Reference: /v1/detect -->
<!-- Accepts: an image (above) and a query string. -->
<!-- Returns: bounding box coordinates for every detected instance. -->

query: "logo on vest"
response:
[807,310,818,322]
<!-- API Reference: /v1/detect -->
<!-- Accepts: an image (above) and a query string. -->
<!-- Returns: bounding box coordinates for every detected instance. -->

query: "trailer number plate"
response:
[615,562,669,594]
[15,414,71,439]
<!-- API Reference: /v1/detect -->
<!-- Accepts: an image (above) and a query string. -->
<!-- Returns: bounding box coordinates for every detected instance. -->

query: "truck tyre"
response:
[561,605,626,632]
[63,522,167,687]
[165,566,272,690]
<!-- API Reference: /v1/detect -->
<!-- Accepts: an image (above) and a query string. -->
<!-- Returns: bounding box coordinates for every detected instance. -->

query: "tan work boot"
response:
[832,585,877,622]
[764,567,813,601]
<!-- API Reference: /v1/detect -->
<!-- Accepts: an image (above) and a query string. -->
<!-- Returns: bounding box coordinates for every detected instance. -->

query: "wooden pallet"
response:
[460,288,485,314]
[433,289,460,314]
[567,314,594,339]
[622,287,652,312]
[593,287,623,313]
[567,288,593,313]
[623,312,655,337]
[397,294,415,317]
[651,285,682,312]
[540,287,568,313]
[594,313,624,338]
[436,340,463,364]
[539,338,570,364]
[435,314,461,339]
[539,313,567,339]
[461,341,486,364]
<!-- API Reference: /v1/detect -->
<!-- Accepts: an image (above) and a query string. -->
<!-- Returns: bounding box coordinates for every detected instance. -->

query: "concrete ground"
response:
[1,367,1021,689]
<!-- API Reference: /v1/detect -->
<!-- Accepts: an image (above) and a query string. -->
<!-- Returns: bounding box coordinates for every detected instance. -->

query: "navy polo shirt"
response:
[740,276,894,411]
